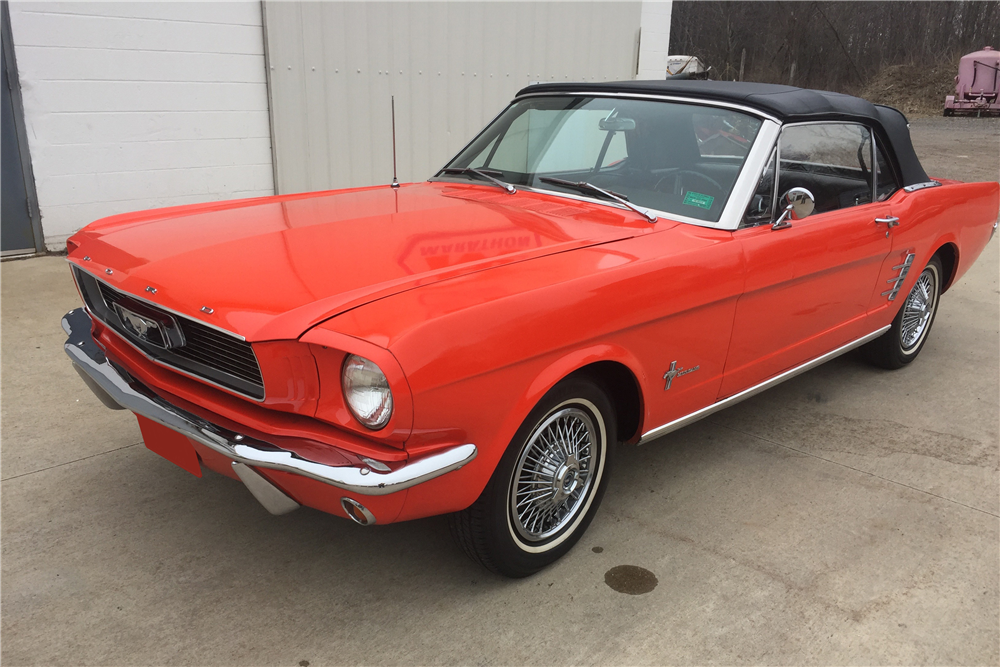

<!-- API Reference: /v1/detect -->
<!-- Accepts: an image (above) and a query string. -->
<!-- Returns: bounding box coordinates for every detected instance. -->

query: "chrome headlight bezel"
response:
[341,354,394,430]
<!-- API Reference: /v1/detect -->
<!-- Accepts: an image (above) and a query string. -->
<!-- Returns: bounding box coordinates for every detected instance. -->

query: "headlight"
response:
[341,354,393,429]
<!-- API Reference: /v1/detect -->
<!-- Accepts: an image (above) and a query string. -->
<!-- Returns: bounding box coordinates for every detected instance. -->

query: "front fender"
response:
[392,344,647,522]
[521,343,647,442]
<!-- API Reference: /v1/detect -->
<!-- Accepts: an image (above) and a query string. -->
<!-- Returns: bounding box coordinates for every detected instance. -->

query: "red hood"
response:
[68,182,657,341]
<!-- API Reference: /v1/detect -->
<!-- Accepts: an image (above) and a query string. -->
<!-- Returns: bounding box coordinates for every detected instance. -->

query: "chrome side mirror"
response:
[772,187,815,230]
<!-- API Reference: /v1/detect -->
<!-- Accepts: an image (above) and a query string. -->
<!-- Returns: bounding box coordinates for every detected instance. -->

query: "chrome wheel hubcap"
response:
[510,407,596,542]
[901,268,936,352]
[552,455,582,503]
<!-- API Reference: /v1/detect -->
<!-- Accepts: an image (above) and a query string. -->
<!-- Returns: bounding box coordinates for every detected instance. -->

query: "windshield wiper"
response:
[538,177,657,223]
[439,167,516,194]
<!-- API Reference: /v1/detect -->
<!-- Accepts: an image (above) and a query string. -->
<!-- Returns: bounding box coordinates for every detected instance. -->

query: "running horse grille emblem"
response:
[120,309,156,340]
[663,361,700,390]
[112,301,185,350]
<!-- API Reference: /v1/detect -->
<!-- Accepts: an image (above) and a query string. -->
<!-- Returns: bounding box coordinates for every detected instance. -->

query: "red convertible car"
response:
[63,81,998,577]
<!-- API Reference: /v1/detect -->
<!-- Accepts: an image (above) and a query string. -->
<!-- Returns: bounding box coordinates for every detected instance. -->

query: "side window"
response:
[778,123,874,214]
[875,143,900,201]
[742,148,776,227]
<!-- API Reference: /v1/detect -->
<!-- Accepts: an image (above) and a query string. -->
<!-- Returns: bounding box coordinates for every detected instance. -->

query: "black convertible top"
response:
[516,80,930,186]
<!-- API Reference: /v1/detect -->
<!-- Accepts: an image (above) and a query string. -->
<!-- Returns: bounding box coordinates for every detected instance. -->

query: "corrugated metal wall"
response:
[263,1,642,194]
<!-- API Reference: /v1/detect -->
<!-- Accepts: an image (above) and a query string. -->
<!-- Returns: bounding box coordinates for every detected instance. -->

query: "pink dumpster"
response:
[945,46,1000,116]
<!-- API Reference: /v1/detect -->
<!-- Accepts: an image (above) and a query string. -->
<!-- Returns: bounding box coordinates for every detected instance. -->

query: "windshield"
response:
[438,96,764,223]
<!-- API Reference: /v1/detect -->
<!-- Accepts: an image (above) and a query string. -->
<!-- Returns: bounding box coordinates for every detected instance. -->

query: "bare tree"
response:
[669,1,1000,95]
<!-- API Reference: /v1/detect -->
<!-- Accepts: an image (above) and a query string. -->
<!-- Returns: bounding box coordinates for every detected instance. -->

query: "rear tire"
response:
[863,256,942,370]
[449,377,615,578]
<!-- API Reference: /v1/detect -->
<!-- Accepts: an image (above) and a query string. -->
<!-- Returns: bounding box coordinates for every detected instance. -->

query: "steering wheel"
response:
[656,170,724,198]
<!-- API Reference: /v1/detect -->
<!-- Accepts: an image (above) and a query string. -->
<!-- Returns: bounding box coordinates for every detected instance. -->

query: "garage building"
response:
[1,1,672,255]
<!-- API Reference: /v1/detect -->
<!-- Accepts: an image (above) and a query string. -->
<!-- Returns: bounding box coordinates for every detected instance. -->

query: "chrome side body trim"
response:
[903,181,942,193]
[881,253,915,300]
[63,308,477,497]
[871,132,879,202]
[638,326,892,445]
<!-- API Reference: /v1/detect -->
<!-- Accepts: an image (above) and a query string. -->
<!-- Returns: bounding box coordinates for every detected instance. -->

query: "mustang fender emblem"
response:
[663,361,700,391]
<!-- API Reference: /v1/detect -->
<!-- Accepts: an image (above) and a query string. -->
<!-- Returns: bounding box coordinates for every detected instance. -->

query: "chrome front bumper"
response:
[63,308,477,503]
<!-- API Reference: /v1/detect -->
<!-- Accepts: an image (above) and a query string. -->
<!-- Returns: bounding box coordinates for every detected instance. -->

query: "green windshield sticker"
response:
[683,191,715,210]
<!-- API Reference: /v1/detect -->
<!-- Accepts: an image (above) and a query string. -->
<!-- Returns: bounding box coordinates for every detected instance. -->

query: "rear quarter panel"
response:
[868,181,999,324]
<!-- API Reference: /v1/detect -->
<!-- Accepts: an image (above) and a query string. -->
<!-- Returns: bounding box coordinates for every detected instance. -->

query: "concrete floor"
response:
[2,117,998,665]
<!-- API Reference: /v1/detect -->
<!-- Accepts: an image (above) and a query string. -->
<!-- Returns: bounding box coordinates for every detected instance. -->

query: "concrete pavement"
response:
[2,117,997,665]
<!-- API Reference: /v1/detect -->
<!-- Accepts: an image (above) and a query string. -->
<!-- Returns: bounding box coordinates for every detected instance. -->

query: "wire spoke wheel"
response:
[862,255,943,371]
[900,267,938,352]
[510,406,597,543]
[450,378,614,577]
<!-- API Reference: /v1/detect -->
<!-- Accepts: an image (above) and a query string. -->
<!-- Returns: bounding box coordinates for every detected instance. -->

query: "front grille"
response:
[73,266,265,400]
[171,323,264,387]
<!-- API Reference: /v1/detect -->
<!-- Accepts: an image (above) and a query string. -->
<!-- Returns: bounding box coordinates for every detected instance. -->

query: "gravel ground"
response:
[909,116,1000,184]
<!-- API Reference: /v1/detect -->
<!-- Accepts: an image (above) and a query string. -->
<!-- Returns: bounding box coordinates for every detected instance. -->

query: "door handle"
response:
[875,216,900,228]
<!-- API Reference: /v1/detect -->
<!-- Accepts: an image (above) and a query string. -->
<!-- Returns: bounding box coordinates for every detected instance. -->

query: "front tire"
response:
[449,377,615,577]
[863,256,942,369]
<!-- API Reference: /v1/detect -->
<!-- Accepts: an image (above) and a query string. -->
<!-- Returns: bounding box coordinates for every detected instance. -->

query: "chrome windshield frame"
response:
[511,90,781,125]
[432,91,782,232]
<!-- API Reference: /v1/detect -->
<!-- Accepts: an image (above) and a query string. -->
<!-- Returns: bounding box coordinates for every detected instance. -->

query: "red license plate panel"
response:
[136,415,202,477]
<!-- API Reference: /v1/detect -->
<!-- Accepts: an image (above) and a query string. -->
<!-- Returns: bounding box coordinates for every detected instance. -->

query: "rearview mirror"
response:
[599,117,636,131]
[772,187,815,230]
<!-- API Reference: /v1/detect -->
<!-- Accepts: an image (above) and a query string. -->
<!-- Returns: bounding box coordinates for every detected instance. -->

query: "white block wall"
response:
[637,1,673,80]
[8,2,275,250]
